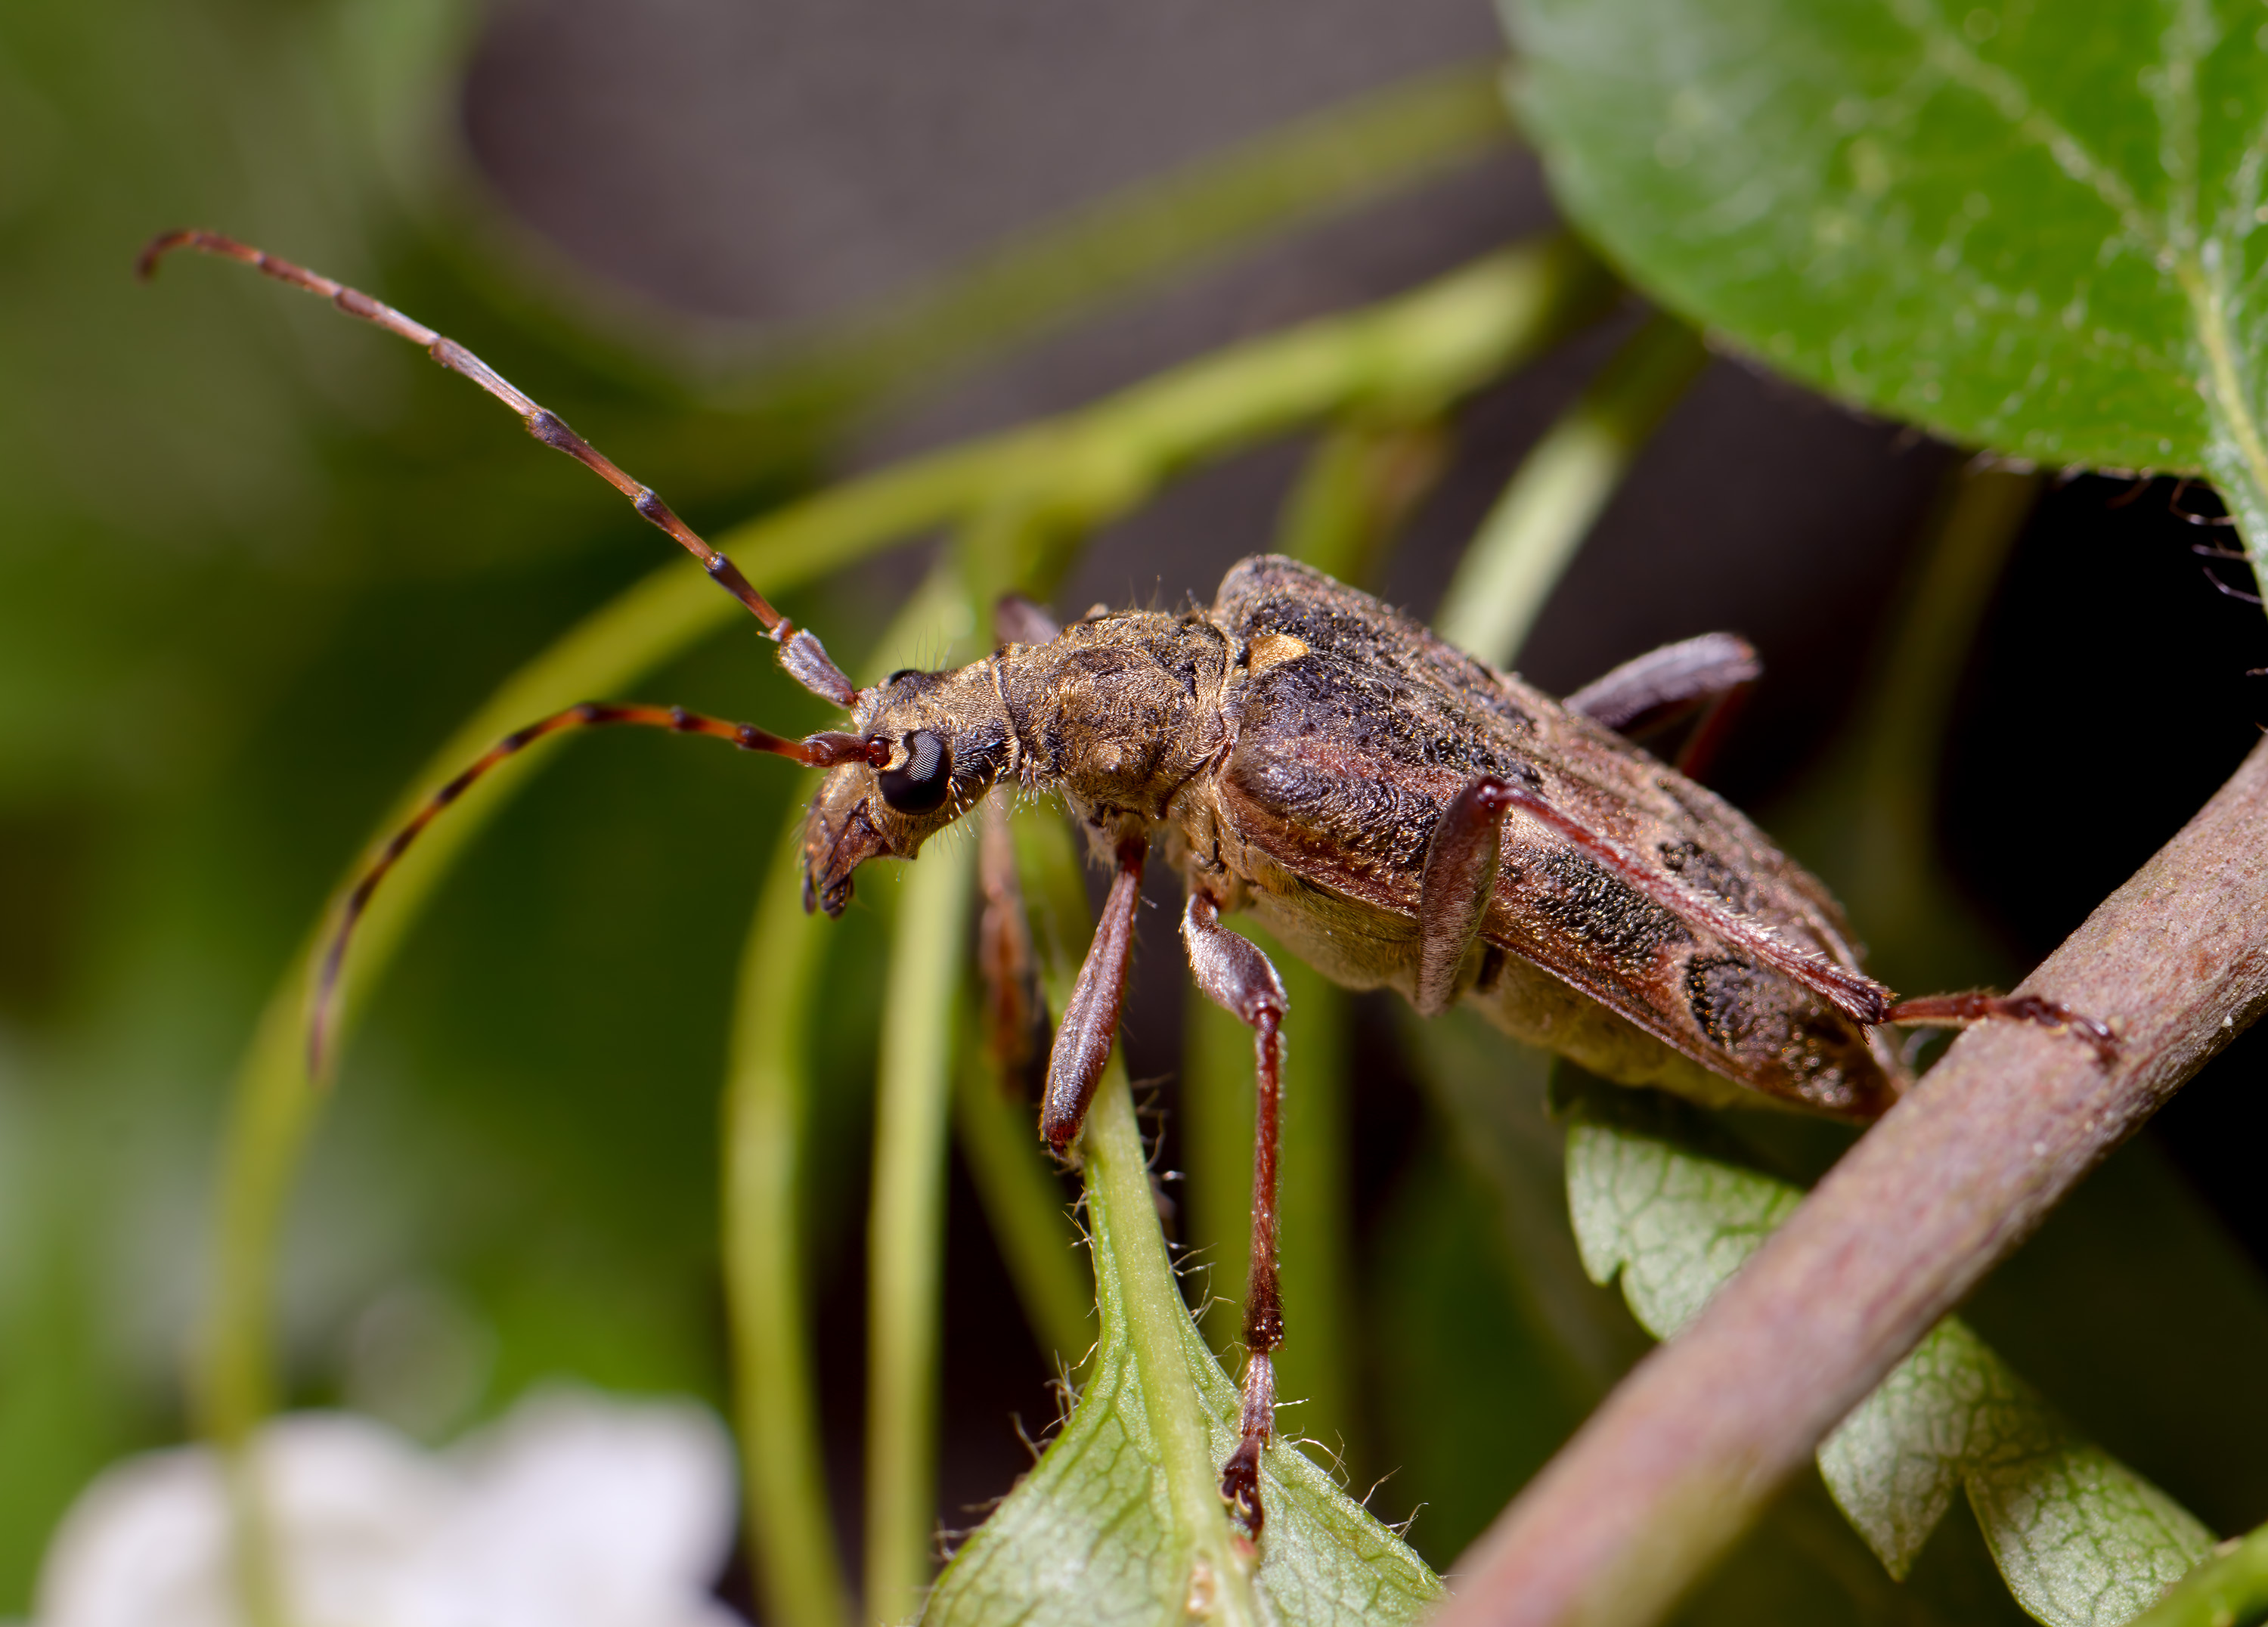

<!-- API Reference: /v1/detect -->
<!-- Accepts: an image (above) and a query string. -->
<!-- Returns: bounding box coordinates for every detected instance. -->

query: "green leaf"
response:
[924,1086,1443,1627]
[1560,1080,2214,1627]
[1503,0,2268,552]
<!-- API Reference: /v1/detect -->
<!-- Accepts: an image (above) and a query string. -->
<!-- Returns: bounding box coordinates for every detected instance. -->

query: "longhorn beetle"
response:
[141,230,2116,1540]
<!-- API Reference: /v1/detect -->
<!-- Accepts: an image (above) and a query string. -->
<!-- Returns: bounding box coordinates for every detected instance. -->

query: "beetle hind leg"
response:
[1882,991,2119,1065]
[1563,631,1762,778]
[1181,891,1288,1536]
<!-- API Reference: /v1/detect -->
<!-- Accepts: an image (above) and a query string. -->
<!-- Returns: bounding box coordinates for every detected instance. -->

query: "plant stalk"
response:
[1435,311,1708,668]
[865,838,977,1625]
[1436,736,2268,1627]
[725,827,853,1627]
[1083,1074,1262,1627]
[950,1047,1092,1370]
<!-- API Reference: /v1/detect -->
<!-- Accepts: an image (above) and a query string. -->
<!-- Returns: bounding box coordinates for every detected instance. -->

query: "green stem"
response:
[2130,1523,2268,1627]
[1435,311,1708,667]
[950,1046,1092,1370]
[1274,414,1452,587]
[1184,996,1259,1356]
[865,838,977,1625]
[1083,1074,1262,1627]
[725,826,852,1627]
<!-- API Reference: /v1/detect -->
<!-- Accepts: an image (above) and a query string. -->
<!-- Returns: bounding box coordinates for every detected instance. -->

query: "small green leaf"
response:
[923,1084,1442,1627]
[1561,1081,2213,1627]
[1503,0,2268,550]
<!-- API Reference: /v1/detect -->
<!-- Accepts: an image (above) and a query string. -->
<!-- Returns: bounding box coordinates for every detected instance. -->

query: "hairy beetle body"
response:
[807,554,1902,1119]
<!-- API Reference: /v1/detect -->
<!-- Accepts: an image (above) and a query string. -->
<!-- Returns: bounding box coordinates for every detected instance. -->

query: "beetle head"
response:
[802,662,1013,916]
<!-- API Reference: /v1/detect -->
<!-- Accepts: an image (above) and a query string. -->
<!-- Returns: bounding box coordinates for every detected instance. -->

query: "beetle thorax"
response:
[998,612,1232,829]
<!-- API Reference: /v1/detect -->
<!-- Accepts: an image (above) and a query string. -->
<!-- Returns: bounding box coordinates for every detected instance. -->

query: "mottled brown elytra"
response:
[143,230,2115,1539]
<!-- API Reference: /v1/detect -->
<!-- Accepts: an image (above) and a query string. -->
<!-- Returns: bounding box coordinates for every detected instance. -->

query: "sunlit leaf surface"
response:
[1504,0,2268,546]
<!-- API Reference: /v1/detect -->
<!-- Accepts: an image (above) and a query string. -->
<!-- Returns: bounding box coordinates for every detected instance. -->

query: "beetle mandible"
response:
[142,230,2116,1539]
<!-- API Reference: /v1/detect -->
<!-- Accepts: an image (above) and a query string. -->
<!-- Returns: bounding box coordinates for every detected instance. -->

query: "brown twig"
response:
[1436,735,2268,1627]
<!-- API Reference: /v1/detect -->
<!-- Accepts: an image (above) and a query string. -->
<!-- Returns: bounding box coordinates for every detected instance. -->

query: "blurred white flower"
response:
[36,1388,742,1627]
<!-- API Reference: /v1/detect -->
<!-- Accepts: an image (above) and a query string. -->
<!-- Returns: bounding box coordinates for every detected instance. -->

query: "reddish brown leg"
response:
[1415,777,1518,1015]
[1182,891,1289,1538]
[1039,836,1148,1149]
[1668,682,1755,781]
[1562,632,1761,734]
[308,703,878,1075]
[1562,631,1761,779]
[1883,992,2119,1065]
[977,799,1043,1079]
[138,230,857,707]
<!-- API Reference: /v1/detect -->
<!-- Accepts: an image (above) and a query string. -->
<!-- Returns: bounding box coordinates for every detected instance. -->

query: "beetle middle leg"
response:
[1181,890,1289,1536]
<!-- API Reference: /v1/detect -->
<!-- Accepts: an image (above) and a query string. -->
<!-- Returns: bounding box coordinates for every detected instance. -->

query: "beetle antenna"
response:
[306,701,883,1077]
[137,229,860,710]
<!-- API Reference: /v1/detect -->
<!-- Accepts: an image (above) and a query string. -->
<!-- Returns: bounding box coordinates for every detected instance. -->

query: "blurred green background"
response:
[4,0,2267,1620]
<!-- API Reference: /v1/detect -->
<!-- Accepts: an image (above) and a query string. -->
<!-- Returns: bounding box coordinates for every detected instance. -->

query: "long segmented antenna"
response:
[306,703,884,1076]
[137,228,860,708]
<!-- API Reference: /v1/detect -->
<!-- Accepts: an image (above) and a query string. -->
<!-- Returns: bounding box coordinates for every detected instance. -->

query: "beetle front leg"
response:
[1039,835,1147,1148]
[1414,777,1521,1016]
[1182,891,1289,1537]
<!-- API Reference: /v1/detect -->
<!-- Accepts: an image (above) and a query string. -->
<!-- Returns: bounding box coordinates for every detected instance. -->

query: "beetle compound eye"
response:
[879,728,953,814]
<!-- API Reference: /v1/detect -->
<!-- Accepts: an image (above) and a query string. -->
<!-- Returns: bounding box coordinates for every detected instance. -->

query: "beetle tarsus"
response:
[1221,1405,1269,1537]
[1882,990,2120,1066]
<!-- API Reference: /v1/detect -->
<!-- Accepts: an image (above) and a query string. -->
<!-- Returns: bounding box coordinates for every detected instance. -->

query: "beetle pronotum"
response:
[141,229,2115,1539]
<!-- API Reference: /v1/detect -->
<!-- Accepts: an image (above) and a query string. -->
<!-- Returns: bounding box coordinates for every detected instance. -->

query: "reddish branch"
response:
[1436,736,2268,1627]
